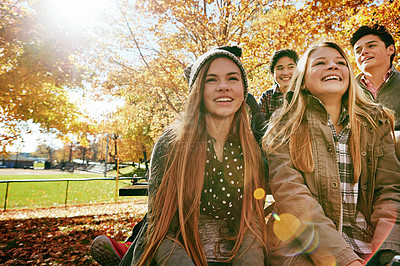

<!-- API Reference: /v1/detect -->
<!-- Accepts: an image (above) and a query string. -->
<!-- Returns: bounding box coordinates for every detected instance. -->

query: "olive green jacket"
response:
[356,65,400,126]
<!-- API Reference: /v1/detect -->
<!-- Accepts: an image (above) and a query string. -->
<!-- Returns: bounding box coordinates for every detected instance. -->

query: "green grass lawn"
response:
[0,171,146,210]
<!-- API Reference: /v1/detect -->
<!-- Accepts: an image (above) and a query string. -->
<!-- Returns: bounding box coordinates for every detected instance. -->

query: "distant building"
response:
[0,153,36,169]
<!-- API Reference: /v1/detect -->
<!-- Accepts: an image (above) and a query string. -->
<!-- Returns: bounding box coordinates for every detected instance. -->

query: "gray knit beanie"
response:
[183,46,248,97]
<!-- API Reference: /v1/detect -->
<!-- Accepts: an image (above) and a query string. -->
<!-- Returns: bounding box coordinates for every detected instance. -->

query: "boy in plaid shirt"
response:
[258,49,298,122]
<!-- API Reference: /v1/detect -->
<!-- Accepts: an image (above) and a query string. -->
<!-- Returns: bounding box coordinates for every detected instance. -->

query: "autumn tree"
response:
[95,0,399,160]
[0,0,95,155]
[233,0,400,96]
[95,0,275,160]
[31,144,54,162]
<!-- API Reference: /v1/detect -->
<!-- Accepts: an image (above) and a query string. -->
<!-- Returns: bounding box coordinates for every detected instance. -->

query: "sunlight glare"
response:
[49,0,110,28]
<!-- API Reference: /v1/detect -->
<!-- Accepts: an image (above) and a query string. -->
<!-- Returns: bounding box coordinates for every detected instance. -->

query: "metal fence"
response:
[0,176,142,211]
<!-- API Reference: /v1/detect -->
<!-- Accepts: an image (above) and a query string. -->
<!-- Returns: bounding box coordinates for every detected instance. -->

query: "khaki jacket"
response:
[265,95,400,266]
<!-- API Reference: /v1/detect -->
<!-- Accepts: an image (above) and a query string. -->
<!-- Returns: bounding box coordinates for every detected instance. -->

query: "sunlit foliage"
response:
[0,0,95,155]
[96,0,398,160]
[1,0,398,161]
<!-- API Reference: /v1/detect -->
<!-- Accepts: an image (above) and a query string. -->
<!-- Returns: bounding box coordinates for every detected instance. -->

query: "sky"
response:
[7,122,63,153]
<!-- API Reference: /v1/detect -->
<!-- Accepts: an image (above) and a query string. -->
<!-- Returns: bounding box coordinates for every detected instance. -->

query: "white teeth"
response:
[215,97,232,102]
[322,76,340,81]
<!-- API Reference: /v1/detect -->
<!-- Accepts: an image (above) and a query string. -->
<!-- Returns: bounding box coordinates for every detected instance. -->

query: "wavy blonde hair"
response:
[138,55,266,265]
[263,41,394,183]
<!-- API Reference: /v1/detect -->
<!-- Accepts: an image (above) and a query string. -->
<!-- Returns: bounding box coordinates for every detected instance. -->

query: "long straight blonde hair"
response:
[138,55,266,265]
[263,41,394,183]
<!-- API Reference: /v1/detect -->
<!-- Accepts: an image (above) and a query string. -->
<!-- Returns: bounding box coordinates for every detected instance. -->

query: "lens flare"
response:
[272,213,325,258]
[253,188,266,200]
[273,213,302,242]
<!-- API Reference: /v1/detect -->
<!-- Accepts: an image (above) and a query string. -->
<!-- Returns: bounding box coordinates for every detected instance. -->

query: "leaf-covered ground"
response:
[0,199,147,265]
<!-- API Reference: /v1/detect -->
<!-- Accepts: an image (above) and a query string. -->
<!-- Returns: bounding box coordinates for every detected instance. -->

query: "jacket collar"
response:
[285,91,330,124]
[306,94,330,124]
[285,91,351,125]
[272,84,284,95]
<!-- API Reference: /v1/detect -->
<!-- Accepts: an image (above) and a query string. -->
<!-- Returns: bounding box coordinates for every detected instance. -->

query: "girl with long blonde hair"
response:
[263,41,400,265]
[120,46,266,265]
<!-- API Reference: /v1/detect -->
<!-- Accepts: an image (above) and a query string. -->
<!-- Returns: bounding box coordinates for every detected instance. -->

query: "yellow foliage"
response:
[0,0,94,154]
[89,0,400,160]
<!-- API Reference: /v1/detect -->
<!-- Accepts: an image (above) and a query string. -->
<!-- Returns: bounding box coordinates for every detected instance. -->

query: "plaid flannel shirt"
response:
[327,108,372,255]
[258,85,284,122]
